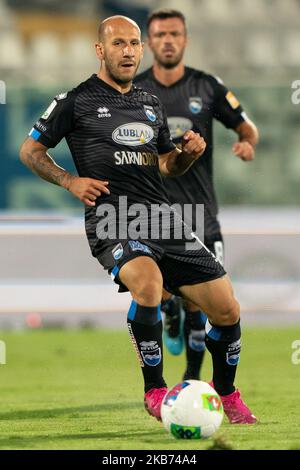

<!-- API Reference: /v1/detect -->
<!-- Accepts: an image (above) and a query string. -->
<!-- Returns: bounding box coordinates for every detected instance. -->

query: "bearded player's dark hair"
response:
[147,9,187,34]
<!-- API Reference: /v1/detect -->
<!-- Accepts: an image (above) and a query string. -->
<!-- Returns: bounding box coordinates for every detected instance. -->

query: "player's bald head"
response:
[98,16,141,42]
[95,15,144,87]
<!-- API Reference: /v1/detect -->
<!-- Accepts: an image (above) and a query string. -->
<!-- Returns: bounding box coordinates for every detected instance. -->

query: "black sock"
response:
[161,296,175,314]
[183,309,207,380]
[205,320,241,396]
[161,296,183,339]
[127,300,166,393]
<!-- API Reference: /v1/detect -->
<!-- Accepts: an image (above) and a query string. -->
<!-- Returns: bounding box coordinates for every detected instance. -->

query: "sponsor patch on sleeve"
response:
[226,91,240,110]
[41,100,57,120]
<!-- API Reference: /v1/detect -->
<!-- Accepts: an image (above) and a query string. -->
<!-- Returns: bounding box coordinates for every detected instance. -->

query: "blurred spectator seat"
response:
[65,34,96,70]
[155,0,195,21]
[236,0,269,22]
[195,0,237,24]
[29,33,63,70]
[270,0,300,21]
[244,33,279,67]
[281,31,300,67]
[0,32,25,69]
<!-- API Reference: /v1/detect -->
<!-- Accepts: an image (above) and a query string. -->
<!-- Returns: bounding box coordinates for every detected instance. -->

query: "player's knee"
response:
[132,276,163,306]
[224,298,240,324]
[217,297,240,325]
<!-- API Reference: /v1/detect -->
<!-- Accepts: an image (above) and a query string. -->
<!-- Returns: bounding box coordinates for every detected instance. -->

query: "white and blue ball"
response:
[161,380,223,439]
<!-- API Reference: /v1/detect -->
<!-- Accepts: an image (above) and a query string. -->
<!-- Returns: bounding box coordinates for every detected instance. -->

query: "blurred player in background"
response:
[20,15,256,424]
[136,9,259,382]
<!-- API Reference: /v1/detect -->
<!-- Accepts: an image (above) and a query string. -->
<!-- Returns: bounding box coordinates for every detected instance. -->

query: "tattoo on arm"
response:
[21,141,75,190]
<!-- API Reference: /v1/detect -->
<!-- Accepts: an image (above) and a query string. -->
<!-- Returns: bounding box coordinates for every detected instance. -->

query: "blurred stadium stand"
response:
[0,0,300,327]
[1,0,299,81]
[1,209,300,328]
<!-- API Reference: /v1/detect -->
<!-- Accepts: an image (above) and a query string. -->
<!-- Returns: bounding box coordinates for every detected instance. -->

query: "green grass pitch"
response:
[0,327,299,450]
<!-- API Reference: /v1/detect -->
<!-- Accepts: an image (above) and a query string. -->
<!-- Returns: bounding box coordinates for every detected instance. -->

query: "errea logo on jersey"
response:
[97,106,111,118]
[112,123,154,147]
[56,92,68,100]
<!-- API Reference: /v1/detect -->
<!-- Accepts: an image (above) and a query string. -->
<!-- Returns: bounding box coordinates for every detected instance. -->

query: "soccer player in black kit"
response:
[136,9,259,388]
[20,16,257,424]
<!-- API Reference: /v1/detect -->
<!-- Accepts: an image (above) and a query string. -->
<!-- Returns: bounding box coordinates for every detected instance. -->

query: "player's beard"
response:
[154,49,184,70]
[105,57,140,85]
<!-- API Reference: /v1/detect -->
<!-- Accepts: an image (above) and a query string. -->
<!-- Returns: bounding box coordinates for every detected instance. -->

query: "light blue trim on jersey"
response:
[127,300,137,321]
[29,128,41,140]
[111,265,119,279]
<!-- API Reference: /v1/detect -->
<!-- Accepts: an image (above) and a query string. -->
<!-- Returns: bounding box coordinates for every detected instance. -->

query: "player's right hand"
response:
[182,130,206,160]
[67,176,110,207]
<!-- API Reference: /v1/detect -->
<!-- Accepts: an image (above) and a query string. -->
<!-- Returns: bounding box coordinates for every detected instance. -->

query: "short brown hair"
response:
[147,9,186,33]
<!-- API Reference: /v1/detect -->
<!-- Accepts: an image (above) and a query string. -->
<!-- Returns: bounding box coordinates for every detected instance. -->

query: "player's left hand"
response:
[232,141,255,161]
[182,130,206,160]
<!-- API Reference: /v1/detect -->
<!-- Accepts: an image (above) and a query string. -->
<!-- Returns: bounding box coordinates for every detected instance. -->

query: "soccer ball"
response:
[161,380,223,439]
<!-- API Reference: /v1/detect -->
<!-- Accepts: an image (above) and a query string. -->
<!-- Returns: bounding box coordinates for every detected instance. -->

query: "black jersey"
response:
[135,67,246,239]
[29,74,176,254]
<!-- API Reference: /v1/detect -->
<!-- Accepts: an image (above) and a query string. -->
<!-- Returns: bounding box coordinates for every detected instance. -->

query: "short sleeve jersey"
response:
[29,74,176,253]
[135,67,246,239]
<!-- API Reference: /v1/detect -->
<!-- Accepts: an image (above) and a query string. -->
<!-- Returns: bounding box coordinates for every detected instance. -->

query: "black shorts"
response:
[95,235,226,296]
[205,233,224,266]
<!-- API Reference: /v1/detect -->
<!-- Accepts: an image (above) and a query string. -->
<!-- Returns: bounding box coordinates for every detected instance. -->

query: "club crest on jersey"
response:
[189,97,202,114]
[144,105,156,122]
[112,123,154,147]
[112,243,124,261]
